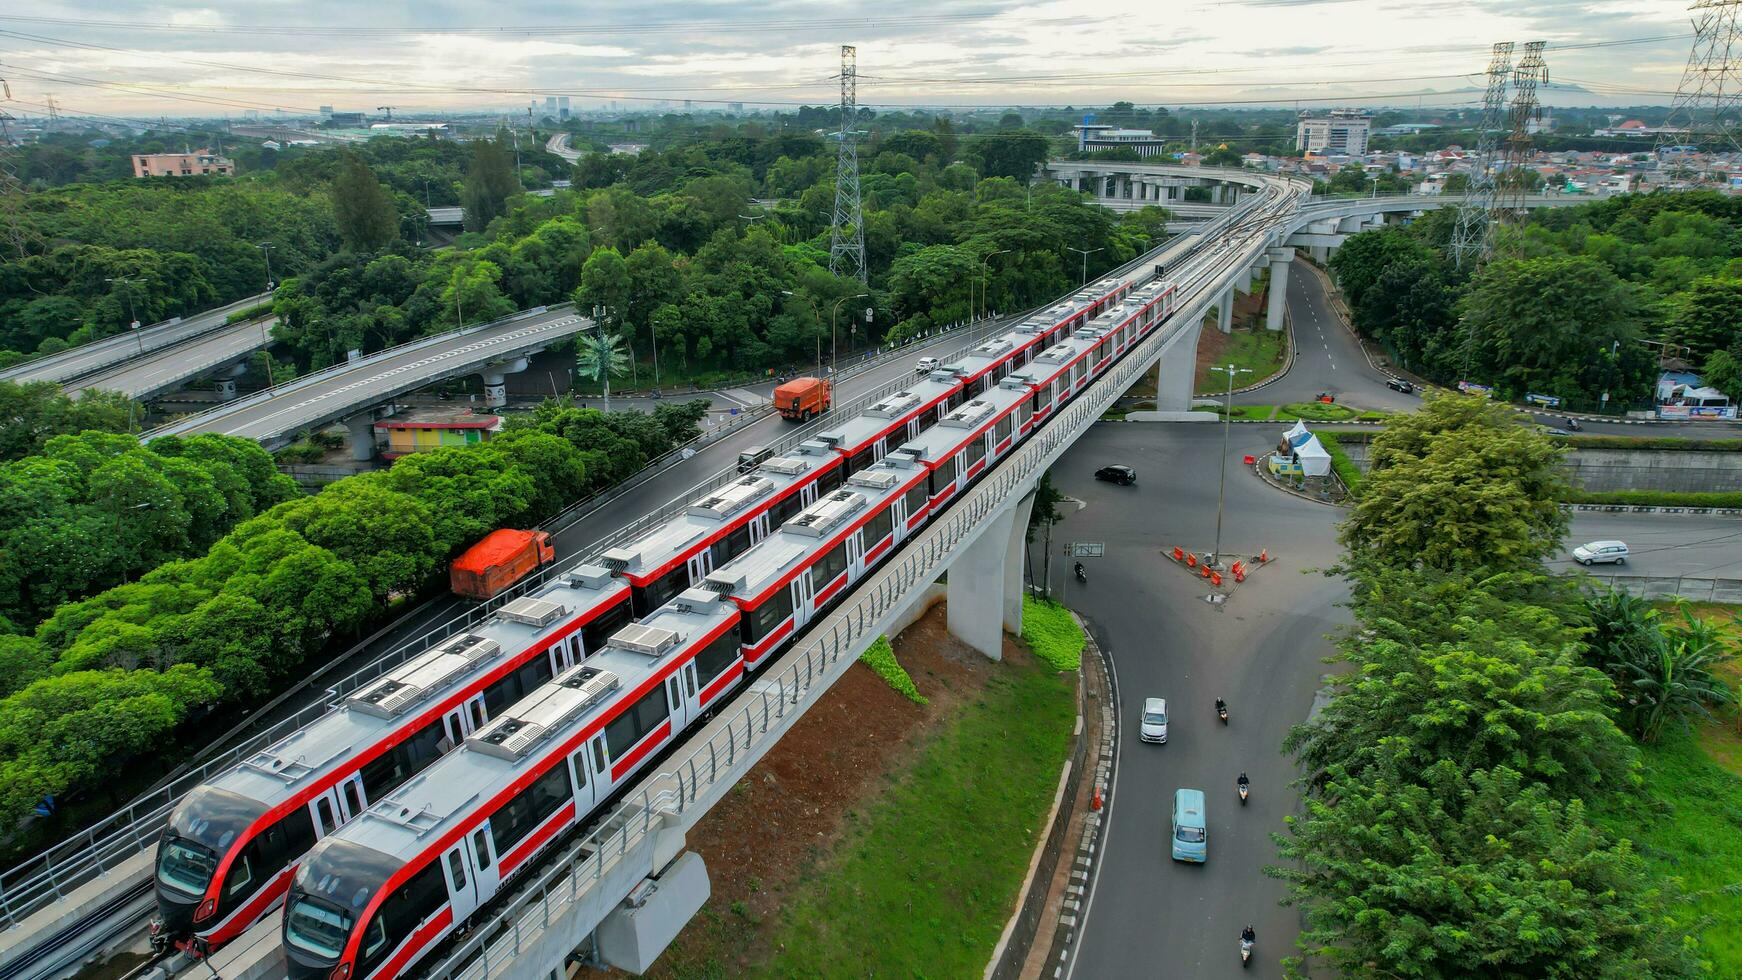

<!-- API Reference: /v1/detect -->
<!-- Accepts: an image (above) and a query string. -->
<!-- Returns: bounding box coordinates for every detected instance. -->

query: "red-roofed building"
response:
[374,412,502,458]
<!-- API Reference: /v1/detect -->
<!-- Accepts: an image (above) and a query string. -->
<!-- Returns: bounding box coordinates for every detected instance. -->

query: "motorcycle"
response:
[1074,562,1087,584]
[1216,698,1229,725]
[1237,773,1250,805]
[1567,418,1583,431]
[1240,927,1256,968]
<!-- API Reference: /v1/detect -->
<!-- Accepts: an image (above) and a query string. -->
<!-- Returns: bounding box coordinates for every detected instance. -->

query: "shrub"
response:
[859,636,926,704]
[1568,489,1742,508]
[1021,596,1084,671]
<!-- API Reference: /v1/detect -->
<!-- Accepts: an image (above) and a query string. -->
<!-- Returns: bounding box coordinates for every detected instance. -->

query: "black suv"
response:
[1386,378,1416,394]
[1094,465,1137,485]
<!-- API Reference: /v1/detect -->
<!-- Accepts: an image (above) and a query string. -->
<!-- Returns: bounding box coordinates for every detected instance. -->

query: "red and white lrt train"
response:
[277,273,1179,980]
[148,568,631,954]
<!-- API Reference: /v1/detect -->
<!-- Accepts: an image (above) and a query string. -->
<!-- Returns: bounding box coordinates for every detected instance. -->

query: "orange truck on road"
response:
[450,529,555,600]
[774,377,831,421]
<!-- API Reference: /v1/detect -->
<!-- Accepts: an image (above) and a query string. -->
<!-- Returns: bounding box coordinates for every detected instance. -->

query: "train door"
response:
[790,576,815,632]
[568,747,597,817]
[551,642,576,675]
[587,735,612,796]
[442,693,486,748]
[466,828,500,903]
[686,551,714,587]
[890,497,909,547]
[748,513,771,547]
[846,530,867,581]
[443,843,480,925]
[664,673,690,738]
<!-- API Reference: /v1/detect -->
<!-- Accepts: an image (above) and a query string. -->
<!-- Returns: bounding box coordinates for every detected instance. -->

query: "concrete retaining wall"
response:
[1338,442,1742,493]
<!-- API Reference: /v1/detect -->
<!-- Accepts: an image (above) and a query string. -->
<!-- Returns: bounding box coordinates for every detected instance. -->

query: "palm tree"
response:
[1612,601,1736,743]
[575,329,629,411]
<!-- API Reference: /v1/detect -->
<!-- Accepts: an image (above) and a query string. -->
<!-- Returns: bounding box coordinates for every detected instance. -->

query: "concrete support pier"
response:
[344,413,377,461]
[1265,248,1295,332]
[946,488,1036,660]
[480,355,530,408]
[1216,287,1234,334]
[1154,319,1203,411]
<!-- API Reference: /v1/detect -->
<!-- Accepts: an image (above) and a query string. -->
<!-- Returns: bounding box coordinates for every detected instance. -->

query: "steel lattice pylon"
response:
[1498,41,1548,219]
[1659,0,1742,185]
[828,45,868,285]
[1449,42,1514,270]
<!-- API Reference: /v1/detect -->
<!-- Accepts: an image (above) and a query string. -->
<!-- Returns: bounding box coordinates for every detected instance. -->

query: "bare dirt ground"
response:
[1193,289,1269,392]
[586,602,1030,979]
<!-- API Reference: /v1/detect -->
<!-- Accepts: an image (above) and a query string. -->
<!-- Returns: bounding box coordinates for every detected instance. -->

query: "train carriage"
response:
[896,379,1033,512]
[281,592,740,980]
[814,371,963,477]
[150,568,630,955]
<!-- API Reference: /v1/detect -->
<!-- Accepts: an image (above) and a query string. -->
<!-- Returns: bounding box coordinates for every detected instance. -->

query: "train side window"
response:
[724,521,753,561]
[581,598,633,656]
[447,850,467,891]
[863,507,893,548]
[964,437,987,471]
[569,751,588,792]
[816,466,843,494]
[281,810,316,857]
[227,849,254,896]
[742,588,793,649]
[592,738,608,774]
[341,780,363,818]
[315,797,336,835]
[770,492,805,527]
[605,687,671,760]
[362,917,389,960]
[468,700,485,731]
[684,665,696,698]
[472,829,491,871]
[903,483,928,516]
[810,543,848,592]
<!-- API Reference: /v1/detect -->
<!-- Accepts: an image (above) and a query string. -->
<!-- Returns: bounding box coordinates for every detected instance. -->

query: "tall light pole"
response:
[978,249,1010,322]
[1065,245,1102,287]
[1208,363,1251,569]
[257,242,275,293]
[106,276,148,354]
[831,293,868,377]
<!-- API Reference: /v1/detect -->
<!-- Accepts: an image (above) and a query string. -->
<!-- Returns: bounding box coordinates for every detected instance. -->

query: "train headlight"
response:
[329,964,352,980]
[194,897,217,922]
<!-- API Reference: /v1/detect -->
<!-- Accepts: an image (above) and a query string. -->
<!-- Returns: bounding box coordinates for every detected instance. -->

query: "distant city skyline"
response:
[0,0,1699,120]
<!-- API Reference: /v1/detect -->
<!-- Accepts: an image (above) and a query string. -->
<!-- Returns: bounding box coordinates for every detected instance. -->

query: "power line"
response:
[0,12,993,37]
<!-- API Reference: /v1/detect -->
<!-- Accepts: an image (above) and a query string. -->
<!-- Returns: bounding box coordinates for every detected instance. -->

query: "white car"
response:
[915,356,940,375]
[1573,540,1629,566]
[1140,697,1168,743]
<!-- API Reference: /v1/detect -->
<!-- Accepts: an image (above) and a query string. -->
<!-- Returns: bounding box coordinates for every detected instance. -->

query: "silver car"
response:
[1140,697,1168,743]
[1572,540,1628,566]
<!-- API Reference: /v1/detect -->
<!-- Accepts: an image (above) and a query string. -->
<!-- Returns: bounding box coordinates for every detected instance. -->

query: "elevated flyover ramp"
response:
[64,316,278,399]
[142,306,592,447]
[0,292,272,387]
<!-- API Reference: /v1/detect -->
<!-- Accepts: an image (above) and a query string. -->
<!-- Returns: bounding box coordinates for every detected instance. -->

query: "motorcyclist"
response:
[1238,772,1250,790]
[1242,925,1256,943]
[1074,561,1086,581]
[1215,697,1228,716]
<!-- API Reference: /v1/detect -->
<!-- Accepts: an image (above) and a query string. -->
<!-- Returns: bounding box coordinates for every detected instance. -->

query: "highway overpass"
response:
[0,292,272,387]
[63,316,279,400]
[142,306,593,452]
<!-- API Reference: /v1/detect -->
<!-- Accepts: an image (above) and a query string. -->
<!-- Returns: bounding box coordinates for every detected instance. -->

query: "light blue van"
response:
[1171,788,1208,862]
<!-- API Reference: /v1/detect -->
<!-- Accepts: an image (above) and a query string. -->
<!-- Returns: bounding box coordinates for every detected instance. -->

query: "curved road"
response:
[66,317,276,398]
[1,292,271,387]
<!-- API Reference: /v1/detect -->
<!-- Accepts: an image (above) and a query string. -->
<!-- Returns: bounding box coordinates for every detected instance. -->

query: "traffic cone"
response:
[1186,553,1198,568]
[1259,549,1270,563]
[1211,571,1223,587]
[1172,546,1185,562]
[1092,785,1104,811]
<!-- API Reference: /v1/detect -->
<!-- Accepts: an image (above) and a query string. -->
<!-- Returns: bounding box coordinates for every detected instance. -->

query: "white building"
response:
[1296,110,1372,157]
[1073,123,1171,158]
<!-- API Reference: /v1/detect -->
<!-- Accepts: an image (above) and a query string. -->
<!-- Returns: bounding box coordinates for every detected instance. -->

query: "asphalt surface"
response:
[149,309,594,442]
[1049,423,1347,980]
[1558,512,1742,579]
[0,292,272,386]
[1244,259,1740,440]
[66,317,277,398]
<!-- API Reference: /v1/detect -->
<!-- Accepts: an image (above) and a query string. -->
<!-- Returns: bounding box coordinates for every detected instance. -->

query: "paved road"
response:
[1559,512,1742,579]
[147,309,593,443]
[1247,260,1741,440]
[0,292,272,386]
[66,317,276,398]
[547,133,581,162]
[1050,423,1346,980]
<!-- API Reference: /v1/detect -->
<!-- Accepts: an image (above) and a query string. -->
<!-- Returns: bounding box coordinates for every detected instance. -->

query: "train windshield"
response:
[157,784,267,898]
[156,838,218,897]
[284,896,354,960]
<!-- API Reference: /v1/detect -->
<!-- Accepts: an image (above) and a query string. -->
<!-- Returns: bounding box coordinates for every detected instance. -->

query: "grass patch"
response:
[1316,431,1365,492]
[1021,595,1085,671]
[1195,326,1286,396]
[1594,732,1742,973]
[224,301,276,324]
[751,651,1076,977]
[1553,435,1742,453]
[1279,401,1359,422]
[1566,489,1742,509]
[858,636,927,705]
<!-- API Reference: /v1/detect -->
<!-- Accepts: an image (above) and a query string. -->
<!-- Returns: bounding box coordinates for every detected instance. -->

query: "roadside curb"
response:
[1567,503,1742,518]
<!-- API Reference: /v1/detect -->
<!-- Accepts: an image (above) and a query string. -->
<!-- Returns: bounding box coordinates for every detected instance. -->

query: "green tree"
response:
[575,330,630,409]
[330,152,399,251]
[1340,394,1569,572]
[1463,254,1650,402]
[1667,276,1742,359]
[1271,759,1699,979]
[462,133,521,233]
[976,130,1051,181]
[0,382,134,462]
[1701,347,1742,399]
[577,247,633,334]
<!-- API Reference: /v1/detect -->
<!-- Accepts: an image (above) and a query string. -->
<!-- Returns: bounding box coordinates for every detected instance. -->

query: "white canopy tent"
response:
[1293,435,1332,478]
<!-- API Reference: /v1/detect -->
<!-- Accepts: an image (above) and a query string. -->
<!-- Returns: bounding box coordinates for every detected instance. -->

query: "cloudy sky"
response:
[0,0,1701,121]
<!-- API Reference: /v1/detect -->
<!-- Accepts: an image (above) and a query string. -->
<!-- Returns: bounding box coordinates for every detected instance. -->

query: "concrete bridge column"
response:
[1309,244,1329,264]
[1235,265,1253,296]
[1153,318,1204,412]
[1265,248,1295,332]
[1216,286,1234,334]
[344,413,378,461]
[1337,214,1366,233]
[480,356,530,408]
[213,361,250,401]
[945,487,1037,660]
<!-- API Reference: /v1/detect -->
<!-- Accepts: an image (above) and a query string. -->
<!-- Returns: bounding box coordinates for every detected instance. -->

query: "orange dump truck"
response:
[450,529,555,600]
[774,376,831,421]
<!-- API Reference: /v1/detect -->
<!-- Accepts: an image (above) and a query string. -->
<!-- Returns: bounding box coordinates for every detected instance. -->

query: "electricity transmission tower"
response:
[1498,41,1548,218]
[828,45,868,285]
[1658,0,1742,185]
[1448,42,1513,270]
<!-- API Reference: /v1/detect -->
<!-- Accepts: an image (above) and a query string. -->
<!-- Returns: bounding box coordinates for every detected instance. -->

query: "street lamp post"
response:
[978,249,1010,322]
[1208,363,1252,569]
[257,241,275,293]
[831,293,869,378]
[1064,246,1103,287]
[105,276,148,354]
